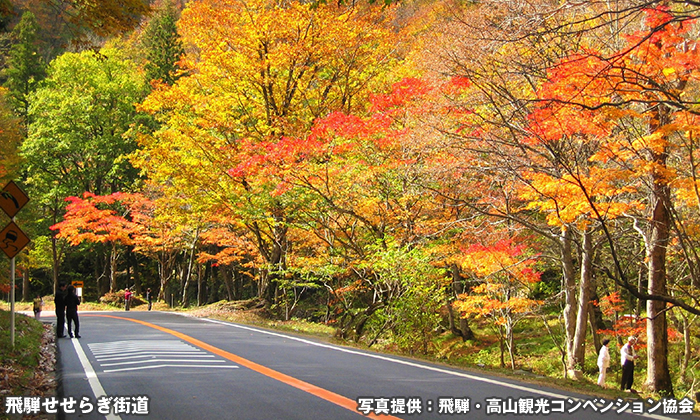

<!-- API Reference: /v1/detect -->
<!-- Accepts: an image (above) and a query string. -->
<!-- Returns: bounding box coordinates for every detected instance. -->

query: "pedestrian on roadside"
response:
[146,288,153,311]
[54,283,67,338]
[65,284,81,338]
[124,287,132,311]
[597,338,610,387]
[620,336,638,392]
[33,295,43,320]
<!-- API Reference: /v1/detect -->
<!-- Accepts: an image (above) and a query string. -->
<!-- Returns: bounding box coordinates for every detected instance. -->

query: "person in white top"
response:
[597,339,610,387]
[620,336,638,392]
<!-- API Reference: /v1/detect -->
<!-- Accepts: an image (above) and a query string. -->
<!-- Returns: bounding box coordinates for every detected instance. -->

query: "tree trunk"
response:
[645,104,673,396]
[109,243,118,292]
[588,301,601,354]
[197,263,203,306]
[447,263,475,341]
[499,324,506,368]
[506,321,516,370]
[128,247,141,294]
[221,267,234,301]
[51,220,61,294]
[560,227,577,369]
[22,269,29,301]
[571,229,593,372]
[157,252,174,302]
[181,231,198,307]
[646,176,673,395]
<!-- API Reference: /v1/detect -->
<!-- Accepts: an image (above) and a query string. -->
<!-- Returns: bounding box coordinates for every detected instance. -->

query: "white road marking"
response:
[196,316,679,420]
[70,338,122,420]
[87,339,238,373]
[97,353,215,361]
[100,359,225,367]
[103,364,239,373]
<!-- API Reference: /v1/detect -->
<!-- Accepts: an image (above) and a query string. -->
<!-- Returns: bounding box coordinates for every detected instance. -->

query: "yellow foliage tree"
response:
[453,239,543,369]
[135,0,402,301]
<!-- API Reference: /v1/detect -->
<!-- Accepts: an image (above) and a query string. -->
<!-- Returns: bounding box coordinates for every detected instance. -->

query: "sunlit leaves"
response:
[454,239,542,321]
[136,0,405,294]
[452,239,542,368]
[25,47,147,200]
[50,192,137,246]
[519,6,700,232]
[0,89,23,184]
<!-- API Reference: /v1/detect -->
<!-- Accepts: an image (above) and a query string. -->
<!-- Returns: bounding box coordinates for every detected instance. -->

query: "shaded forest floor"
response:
[2,299,699,418]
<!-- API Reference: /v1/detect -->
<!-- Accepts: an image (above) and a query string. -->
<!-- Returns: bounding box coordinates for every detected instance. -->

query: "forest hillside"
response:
[0,0,699,399]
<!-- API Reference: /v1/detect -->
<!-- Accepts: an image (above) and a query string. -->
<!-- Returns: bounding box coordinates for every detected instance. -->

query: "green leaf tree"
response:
[23,46,147,291]
[4,11,46,125]
[142,0,184,86]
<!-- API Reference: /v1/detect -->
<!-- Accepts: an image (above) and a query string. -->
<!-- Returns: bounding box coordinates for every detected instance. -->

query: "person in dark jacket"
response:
[65,284,81,338]
[54,283,67,338]
[146,288,153,311]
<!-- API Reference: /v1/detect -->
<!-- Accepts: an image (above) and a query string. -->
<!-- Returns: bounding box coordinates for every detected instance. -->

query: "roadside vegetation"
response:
[3,297,688,411]
[0,309,55,419]
[2,0,700,407]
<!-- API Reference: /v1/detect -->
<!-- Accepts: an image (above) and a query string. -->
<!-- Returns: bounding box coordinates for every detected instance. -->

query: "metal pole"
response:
[10,256,15,347]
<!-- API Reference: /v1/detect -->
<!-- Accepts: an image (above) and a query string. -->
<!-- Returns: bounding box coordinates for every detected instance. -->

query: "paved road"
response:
[43,311,693,419]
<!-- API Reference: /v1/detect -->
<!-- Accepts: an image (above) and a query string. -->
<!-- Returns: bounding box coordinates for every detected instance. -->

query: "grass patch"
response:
[0,310,44,369]
[0,309,56,418]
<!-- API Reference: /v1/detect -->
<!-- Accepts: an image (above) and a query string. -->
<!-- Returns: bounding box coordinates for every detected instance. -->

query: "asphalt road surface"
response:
[40,311,694,419]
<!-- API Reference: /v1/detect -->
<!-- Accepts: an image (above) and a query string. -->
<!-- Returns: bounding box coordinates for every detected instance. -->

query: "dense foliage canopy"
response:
[2,0,700,397]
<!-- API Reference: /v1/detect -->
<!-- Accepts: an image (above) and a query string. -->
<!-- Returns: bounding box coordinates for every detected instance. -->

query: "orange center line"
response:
[85,314,401,420]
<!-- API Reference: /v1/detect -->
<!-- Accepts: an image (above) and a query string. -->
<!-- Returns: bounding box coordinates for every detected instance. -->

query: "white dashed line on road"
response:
[87,340,239,373]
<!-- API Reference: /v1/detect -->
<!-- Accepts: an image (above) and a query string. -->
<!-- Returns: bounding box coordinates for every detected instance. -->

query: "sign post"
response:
[0,181,30,348]
[72,280,84,297]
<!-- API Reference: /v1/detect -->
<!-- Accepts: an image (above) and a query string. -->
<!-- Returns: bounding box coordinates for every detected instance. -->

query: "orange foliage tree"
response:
[525,6,700,394]
[136,0,403,305]
[51,192,138,292]
[125,191,200,303]
[430,1,700,392]
[453,239,543,369]
[231,77,462,338]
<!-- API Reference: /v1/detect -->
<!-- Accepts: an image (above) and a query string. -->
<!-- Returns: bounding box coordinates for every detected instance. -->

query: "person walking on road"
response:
[65,284,81,338]
[620,336,638,392]
[597,339,610,387]
[33,295,43,320]
[54,283,67,338]
[146,288,153,311]
[124,287,132,311]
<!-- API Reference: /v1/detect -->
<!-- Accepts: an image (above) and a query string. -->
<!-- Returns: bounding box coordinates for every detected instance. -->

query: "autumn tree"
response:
[198,220,259,302]
[426,0,700,394]
[51,192,138,292]
[522,6,700,395]
[225,77,472,340]
[136,0,403,304]
[114,188,203,303]
[23,46,147,291]
[454,239,543,369]
[410,0,605,378]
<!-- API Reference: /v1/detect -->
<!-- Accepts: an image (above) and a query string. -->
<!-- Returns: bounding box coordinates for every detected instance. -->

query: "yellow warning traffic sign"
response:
[0,181,29,218]
[0,221,30,259]
[72,281,84,288]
